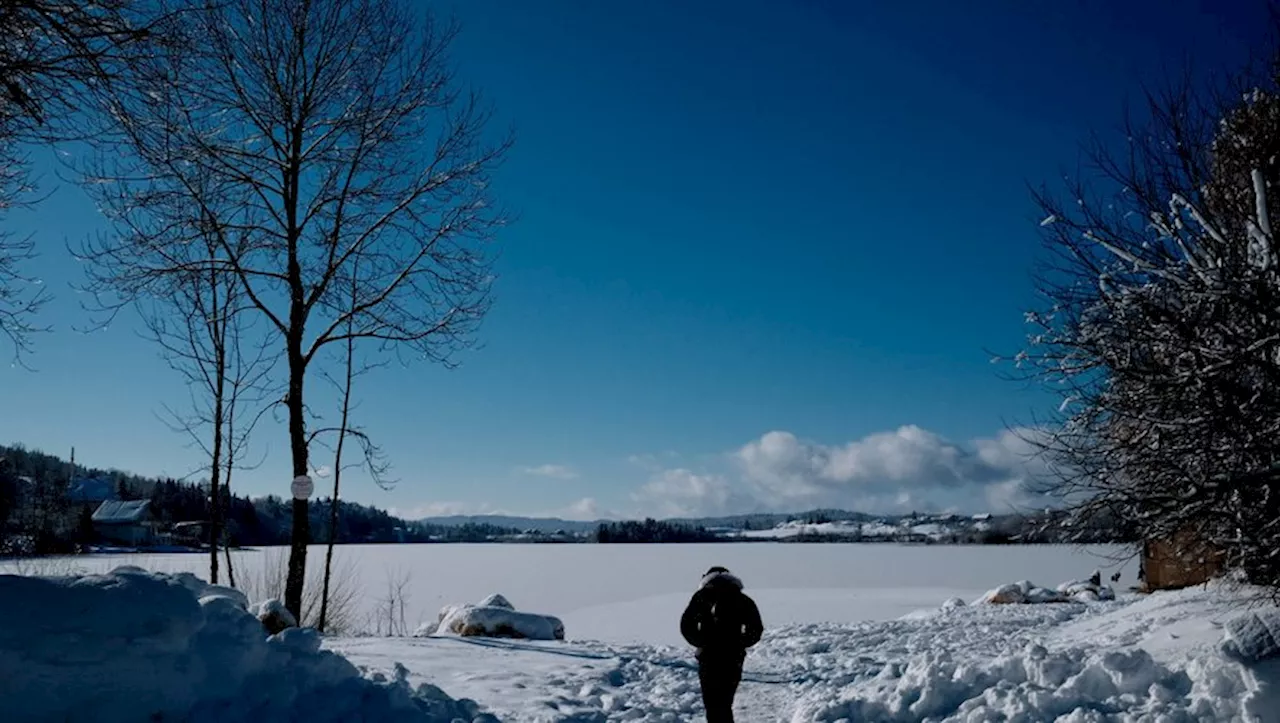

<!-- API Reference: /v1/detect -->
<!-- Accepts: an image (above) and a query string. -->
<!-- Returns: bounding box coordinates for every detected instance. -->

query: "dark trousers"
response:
[697,655,743,723]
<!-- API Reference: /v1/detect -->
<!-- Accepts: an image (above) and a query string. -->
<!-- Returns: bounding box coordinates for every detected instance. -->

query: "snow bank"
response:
[1222,607,1280,663]
[791,642,1270,722]
[978,577,1115,605]
[417,594,564,641]
[0,566,489,723]
[794,585,1274,722]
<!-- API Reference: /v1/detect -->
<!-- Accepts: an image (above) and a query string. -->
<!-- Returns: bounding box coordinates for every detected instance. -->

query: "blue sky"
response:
[0,0,1269,520]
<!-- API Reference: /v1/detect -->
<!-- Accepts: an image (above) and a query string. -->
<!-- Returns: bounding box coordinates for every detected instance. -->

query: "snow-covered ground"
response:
[333,582,1280,722]
[5,546,1279,721]
[2,543,1133,644]
[738,517,987,541]
[0,566,486,723]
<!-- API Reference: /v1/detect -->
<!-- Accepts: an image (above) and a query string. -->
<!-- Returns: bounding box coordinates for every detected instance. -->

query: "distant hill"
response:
[418,508,886,533]
[416,515,605,534]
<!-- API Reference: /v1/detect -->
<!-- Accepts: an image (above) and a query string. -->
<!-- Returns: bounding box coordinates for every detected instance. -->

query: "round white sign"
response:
[291,475,314,500]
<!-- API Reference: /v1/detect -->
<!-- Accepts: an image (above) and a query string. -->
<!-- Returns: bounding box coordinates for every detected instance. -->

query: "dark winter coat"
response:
[680,570,763,663]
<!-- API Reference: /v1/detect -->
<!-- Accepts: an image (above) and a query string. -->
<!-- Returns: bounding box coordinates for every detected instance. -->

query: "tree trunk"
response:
[283,107,309,622]
[319,318,356,633]
[224,535,236,588]
[223,412,238,590]
[209,385,223,585]
[284,349,309,620]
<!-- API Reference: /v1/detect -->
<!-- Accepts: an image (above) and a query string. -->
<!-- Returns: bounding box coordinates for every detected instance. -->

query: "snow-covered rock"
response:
[979,577,1114,605]
[416,594,564,641]
[981,580,1067,604]
[0,566,488,723]
[1057,577,1117,602]
[941,597,967,611]
[253,598,298,635]
[1221,608,1280,663]
[443,606,565,641]
[477,593,514,610]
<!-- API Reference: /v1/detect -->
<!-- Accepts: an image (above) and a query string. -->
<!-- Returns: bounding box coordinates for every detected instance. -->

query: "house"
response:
[1140,526,1226,591]
[91,500,156,546]
[68,477,119,529]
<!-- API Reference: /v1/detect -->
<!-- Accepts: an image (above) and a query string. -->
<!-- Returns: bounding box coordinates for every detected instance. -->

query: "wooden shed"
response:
[91,499,157,546]
[1140,527,1226,591]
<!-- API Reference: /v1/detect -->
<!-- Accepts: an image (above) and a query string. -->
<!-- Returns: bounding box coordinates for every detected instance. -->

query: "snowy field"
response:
[1,543,1133,645]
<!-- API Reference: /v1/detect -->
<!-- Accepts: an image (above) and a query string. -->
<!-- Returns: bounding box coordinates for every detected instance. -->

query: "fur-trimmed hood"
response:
[700,569,744,591]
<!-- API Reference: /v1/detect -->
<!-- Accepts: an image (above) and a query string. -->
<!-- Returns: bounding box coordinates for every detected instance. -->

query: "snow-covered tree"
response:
[1020,71,1280,588]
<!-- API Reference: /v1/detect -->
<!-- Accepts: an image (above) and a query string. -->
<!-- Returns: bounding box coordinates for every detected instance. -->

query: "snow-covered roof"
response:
[68,478,118,503]
[92,499,151,524]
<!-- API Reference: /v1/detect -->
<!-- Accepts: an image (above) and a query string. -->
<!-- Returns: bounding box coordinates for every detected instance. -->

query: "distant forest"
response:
[595,519,721,544]
[0,443,1132,556]
[0,444,522,554]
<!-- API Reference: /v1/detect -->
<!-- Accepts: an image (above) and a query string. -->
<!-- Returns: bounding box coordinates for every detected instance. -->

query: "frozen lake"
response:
[2,543,1135,645]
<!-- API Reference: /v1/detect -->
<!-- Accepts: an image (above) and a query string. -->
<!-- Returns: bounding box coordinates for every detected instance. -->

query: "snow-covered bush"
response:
[235,547,362,633]
[415,594,564,641]
[0,566,489,722]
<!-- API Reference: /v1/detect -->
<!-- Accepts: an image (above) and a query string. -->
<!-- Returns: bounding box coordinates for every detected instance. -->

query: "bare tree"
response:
[318,261,391,633]
[1016,61,1280,588]
[367,565,412,637]
[0,162,42,361]
[0,0,157,361]
[76,90,276,586]
[0,1,150,127]
[142,265,274,585]
[79,0,509,619]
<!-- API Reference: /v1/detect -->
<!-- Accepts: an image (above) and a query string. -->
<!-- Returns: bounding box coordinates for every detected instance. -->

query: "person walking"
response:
[680,566,763,723]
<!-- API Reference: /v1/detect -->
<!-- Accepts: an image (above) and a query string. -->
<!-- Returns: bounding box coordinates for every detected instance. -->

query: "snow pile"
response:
[416,593,565,641]
[0,566,489,723]
[979,577,1115,605]
[1222,607,1280,663]
[791,642,1268,722]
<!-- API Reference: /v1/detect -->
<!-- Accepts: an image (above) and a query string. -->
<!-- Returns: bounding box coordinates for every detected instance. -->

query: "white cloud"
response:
[631,425,1055,518]
[387,501,498,519]
[392,426,1057,522]
[560,497,610,521]
[625,451,681,472]
[391,498,621,523]
[517,464,579,480]
[631,468,745,519]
